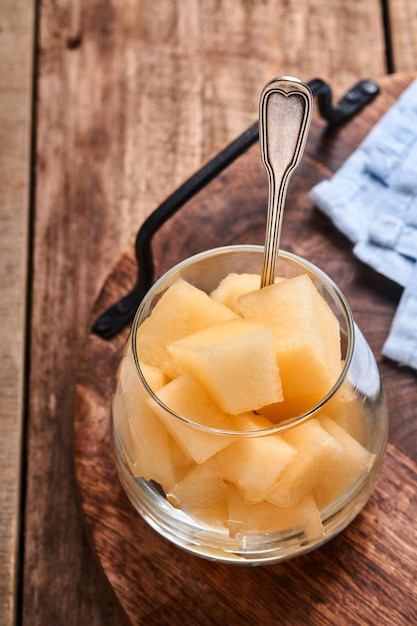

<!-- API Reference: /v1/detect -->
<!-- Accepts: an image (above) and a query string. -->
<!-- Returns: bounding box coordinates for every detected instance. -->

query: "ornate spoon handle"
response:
[259,76,313,287]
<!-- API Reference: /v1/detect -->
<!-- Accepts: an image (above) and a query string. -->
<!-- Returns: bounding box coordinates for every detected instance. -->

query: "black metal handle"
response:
[309,78,379,125]
[92,78,379,339]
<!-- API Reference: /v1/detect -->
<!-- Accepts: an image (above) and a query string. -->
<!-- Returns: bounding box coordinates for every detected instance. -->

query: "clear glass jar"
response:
[111,245,388,564]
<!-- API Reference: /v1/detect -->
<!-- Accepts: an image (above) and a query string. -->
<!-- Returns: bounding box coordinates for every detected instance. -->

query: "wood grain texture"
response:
[0,1,34,624]
[388,0,417,71]
[23,1,393,624]
[74,74,417,626]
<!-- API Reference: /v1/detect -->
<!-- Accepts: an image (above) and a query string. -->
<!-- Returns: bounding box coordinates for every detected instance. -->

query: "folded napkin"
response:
[309,78,417,370]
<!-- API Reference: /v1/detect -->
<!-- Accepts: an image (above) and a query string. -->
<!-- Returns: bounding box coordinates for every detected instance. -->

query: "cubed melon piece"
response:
[214,431,296,505]
[323,380,366,444]
[227,485,324,540]
[115,355,189,492]
[258,391,324,423]
[149,373,238,463]
[170,459,228,511]
[168,319,283,415]
[238,274,342,398]
[260,380,367,440]
[266,418,343,507]
[315,415,375,510]
[188,504,229,531]
[136,279,238,378]
[113,355,138,466]
[210,273,261,313]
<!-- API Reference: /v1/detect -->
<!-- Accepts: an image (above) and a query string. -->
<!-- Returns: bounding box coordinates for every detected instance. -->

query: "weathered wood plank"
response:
[0,2,35,625]
[388,0,417,71]
[25,1,387,625]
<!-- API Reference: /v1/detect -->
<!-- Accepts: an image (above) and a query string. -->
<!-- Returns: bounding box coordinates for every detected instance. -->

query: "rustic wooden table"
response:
[1,2,417,625]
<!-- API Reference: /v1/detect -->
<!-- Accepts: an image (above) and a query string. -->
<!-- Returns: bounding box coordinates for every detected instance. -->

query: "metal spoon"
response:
[259,76,313,287]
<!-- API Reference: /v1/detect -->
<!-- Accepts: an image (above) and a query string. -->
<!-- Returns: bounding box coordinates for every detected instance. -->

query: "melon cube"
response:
[258,391,324,423]
[115,355,189,492]
[210,273,285,315]
[210,273,261,313]
[238,274,342,398]
[214,431,296,505]
[170,459,228,511]
[189,504,229,531]
[149,373,237,463]
[227,485,324,540]
[113,356,138,466]
[315,415,375,509]
[323,380,366,444]
[168,319,283,415]
[266,418,343,507]
[136,279,238,378]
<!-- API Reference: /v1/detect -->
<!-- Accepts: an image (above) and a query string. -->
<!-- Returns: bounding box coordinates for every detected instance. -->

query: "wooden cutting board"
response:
[74,74,417,626]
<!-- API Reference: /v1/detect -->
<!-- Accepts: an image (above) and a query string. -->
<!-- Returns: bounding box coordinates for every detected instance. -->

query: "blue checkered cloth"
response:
[309,79,417,370]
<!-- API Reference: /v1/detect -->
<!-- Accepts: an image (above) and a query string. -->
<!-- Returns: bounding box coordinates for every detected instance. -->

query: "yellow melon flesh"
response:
[258,391,324,423]
[238,274,342,398]
[214,431,296,505]
[210,273,261,313]
[315,415,375,510]
[168,319,283,415]
[114,355,187,492]
[188,504,229,531]
[323,380,367,444]
[149,373,238,463]
[112,365,137,468]
[265,418,343,507]
[136,279,238,378]
[170,459,228,511]
[116,273,373,539]
[227,486,324,540]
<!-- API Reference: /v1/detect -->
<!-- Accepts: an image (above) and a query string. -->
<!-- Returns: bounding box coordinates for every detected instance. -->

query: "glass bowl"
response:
[111,245,388,564]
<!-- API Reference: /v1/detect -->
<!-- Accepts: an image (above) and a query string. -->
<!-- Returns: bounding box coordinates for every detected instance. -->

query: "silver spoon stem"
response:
[259,76,313,288]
